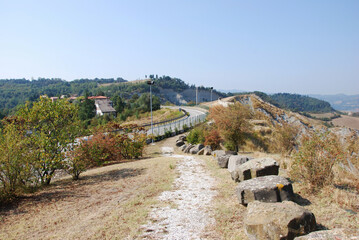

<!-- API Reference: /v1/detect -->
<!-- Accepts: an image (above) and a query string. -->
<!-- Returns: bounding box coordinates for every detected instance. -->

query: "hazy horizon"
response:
[1,1,358,95]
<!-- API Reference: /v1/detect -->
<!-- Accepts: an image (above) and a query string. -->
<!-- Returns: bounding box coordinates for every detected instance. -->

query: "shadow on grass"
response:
[316,223,329,231]
[292,193,312,206]
[80,168,146,184]
[334,183,358,193]
[0,167,146,215]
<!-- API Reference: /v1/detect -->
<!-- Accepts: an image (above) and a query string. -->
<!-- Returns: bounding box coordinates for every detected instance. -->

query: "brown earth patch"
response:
[332,115,359,130]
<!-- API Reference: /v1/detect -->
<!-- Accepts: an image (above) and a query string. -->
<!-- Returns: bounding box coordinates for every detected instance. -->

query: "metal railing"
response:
[147,111,207,136]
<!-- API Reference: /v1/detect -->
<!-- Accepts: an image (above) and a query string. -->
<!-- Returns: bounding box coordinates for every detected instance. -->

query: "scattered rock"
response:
[294,229,352,240]
[179,144,187,152]
[176,140,185,147]
[228,155,253,176]
[232,157,279,182]
[245,201,316,240]
[190,144,204,154]
[236,175,294,205]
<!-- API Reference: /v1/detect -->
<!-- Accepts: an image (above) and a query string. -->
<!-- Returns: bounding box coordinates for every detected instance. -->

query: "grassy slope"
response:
[0,139,177,240]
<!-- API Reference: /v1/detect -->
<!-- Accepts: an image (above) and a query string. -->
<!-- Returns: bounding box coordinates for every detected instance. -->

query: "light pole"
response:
[196,87,198,105]
[210,87,213,102]
[147,80,155,143]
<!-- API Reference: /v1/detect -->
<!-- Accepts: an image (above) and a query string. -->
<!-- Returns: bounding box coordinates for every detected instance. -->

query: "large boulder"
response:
[179,144,187,152]
[232,157,279,182]
[212,150,226,157]
[294,229,352,240]
[184,144,194,153]
[189,144,204,154]
[203,146,212,155]
[175,140,185,147]
[245,201,317,240]
[228,155,253,176]
[197,148,205,155]
[236,175,294,205]
[178,135,187,141]
[212,150,237,168]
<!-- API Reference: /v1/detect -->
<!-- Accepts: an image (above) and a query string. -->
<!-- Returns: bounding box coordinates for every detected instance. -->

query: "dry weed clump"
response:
[290,131,345,192]
[271,121,300,156]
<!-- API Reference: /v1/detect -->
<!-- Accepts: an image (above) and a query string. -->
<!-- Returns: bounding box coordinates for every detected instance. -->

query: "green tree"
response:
[0,121,32,201]
[78,92,96,121]
[112,95,125,113]
[209,102,253,151]
[18,97,81,185]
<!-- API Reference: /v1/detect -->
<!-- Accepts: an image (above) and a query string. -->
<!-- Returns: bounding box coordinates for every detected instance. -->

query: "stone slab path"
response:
[141,147,217,239]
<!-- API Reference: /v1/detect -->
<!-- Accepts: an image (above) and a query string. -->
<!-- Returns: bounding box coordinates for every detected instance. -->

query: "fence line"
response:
[146,111,207,136]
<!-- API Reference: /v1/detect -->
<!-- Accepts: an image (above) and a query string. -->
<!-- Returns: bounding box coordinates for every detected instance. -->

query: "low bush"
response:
[65,125,146,180]
[204,129,222,150]
[290,131,344,192]
[271,122,299,155]
[187,126,205,144]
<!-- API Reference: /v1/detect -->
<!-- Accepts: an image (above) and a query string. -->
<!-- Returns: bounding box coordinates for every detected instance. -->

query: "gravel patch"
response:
[141,147,217,239]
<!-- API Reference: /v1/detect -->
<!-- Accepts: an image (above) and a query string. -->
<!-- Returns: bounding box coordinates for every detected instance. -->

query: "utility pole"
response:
[196,87,198,105]
[147,80,155,143]
[210,87,213,102]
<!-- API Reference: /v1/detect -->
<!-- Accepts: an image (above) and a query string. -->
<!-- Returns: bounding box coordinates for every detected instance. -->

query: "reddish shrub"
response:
[205,129,222,150]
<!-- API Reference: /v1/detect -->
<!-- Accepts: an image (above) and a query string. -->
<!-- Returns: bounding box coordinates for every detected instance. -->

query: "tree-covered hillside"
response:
[0,77,126,115]
[0,76,225,117]
[270,93,334,113]
[240,92,334,113]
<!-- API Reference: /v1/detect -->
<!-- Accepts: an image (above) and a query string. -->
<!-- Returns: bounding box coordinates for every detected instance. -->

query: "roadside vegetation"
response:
[0,97,147,204]
[191,100,359,194]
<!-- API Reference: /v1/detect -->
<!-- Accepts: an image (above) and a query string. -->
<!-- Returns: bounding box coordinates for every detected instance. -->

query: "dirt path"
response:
[141,146,217,239]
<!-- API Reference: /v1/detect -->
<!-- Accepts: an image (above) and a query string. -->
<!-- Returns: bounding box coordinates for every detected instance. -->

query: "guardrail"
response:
[147,110,207,137]
[141,109,189,127]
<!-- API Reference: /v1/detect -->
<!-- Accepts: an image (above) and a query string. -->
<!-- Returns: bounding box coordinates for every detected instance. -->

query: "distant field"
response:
[309,112,336,118]
[332,115,359,130]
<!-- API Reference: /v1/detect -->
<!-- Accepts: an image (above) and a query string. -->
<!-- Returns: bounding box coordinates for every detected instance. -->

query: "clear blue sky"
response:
[0,0,358,94]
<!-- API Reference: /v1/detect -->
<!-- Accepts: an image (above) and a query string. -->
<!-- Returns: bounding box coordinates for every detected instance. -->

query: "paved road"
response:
[146,106,207,136]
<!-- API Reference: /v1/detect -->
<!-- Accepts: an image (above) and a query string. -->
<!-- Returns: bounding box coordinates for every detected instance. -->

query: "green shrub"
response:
[290,131,344,191]
[187,126,205,144]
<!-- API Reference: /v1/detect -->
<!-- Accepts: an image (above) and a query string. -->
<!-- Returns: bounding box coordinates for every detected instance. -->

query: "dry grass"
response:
[332,115,359,130]
[0,140,178,240]
[291,183,359,234]
[197,154,248,240]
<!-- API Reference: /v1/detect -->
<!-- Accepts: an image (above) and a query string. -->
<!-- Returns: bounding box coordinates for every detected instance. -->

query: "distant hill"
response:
[0,78,127,115]
[269,93,334,113]
[0,77,337,117]
[309,94,359,112]
[241,92,334,113]
[0,76,227,116]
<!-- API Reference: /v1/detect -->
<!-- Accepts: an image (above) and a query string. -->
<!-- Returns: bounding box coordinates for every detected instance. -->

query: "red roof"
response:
[88,96,108,100]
